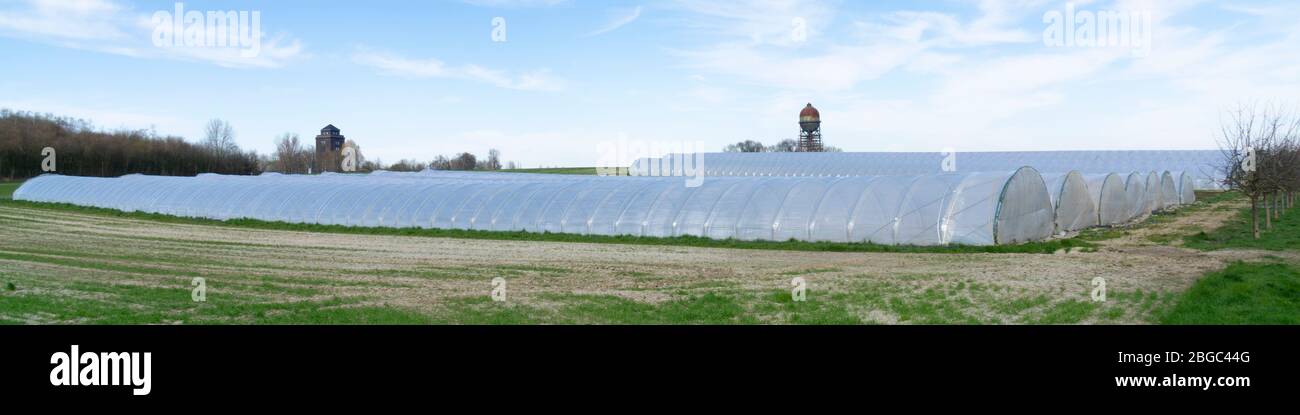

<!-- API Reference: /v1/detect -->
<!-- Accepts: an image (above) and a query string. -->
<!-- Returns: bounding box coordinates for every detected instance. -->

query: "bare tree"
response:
[430,155,451,170]
[203,119,240,172]
[1217,103,1300,238]
[203,119,237,154]
[272,133,311,174]
[483,148,502,170]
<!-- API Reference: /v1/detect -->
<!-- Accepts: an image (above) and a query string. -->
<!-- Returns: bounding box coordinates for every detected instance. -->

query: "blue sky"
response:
[2,0,1298,167]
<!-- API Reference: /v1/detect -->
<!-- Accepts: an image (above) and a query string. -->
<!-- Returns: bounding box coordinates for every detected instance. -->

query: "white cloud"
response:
[587,6,642,36]
[669,0,1040,93]
[352,49,567,92]
[662,0,1300,153]
[0,0,304,68]
[677,42,928,91]
[0,0,126,40]
[670,0,835,46]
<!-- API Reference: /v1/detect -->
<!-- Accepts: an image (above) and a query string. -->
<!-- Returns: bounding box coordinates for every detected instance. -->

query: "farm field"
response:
[0,190,1296,325]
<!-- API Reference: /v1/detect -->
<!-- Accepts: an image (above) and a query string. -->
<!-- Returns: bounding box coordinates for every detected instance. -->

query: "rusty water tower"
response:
[798,103,823,152]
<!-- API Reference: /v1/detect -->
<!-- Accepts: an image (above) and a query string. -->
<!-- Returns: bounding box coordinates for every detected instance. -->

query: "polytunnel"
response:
[1124,172,1150,221]
[629,150,1225,189]
[1160,171,1180,210]
[1176,172,1196,205]
[1082,173,1131,226]
[14,168,1058,246]
[1041,171,1098,234]
[1144,172,1163,213]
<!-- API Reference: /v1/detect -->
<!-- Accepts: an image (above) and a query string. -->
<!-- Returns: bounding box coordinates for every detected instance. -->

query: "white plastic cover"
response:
[1144,171,1162,213]
[1124,172,1150,221]
[1176,171,1196,205]
[1041,171,1098,233]
[631,151,1225,189]
[1160,171,1180,210]
[1082,173,1131,226]
[14,168,1057,246]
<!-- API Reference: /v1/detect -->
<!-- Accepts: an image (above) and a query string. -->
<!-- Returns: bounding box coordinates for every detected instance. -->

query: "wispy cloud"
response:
[0,0,126,40]
[670,0,835,46]
[0,0,304,68]
[587,6,642,36]
[352,49,567,92]
[662,0,1300,152]
[668,0,1043,92]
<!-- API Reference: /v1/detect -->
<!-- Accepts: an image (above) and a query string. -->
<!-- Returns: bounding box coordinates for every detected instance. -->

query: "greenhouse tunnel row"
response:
[15,165,1197,246]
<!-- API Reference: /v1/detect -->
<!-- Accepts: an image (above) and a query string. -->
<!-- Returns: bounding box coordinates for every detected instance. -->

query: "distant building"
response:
[797,103,823,152]
[315,124,346,173]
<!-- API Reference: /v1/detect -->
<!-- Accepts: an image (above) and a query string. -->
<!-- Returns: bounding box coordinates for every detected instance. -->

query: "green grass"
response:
[0,181,20,200]
[499,167,599,175]
[0,272,435,324]
[1031,300,1099,324]
[427,282,1072,325]
[1170,192,1300,325]
[1162,261,1300,324]
[1074,191,1239,244]
[0,199,1095,254]
[1184,197,1300,251]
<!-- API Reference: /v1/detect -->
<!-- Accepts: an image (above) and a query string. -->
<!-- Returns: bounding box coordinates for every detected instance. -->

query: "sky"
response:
[1,0,1299,168]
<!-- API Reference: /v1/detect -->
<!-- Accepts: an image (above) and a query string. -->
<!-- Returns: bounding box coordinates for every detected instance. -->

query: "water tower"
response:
[798,103,823,152]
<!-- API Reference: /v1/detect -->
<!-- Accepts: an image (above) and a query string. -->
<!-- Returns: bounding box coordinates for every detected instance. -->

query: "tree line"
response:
[263,139,515,174]
[1218,103,1300,239]
[0,110,517,179]
[723,139,842,152]
[0,110,258,179]
[379,148,515,173]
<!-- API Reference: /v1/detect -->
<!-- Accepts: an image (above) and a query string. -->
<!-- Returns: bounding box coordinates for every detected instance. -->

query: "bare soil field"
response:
[0,195,1286,324]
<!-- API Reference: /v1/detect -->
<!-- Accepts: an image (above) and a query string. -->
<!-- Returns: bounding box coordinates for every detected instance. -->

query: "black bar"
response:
[2,325,1296,403]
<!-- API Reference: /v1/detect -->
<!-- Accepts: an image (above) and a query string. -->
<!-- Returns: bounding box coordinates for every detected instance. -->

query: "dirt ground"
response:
[0,196,1284,324]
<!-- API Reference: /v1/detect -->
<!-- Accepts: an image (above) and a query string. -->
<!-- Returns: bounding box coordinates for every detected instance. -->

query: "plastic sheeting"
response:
[1042,172,1098,234]
[1160,172,1179,210]
[1124,172,1150,221]
[1176,171,1197,205]
[14,168,1058,246]
[1082,173,1131,226]
[1144,172,1162,214]
[630,150,1224,189]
